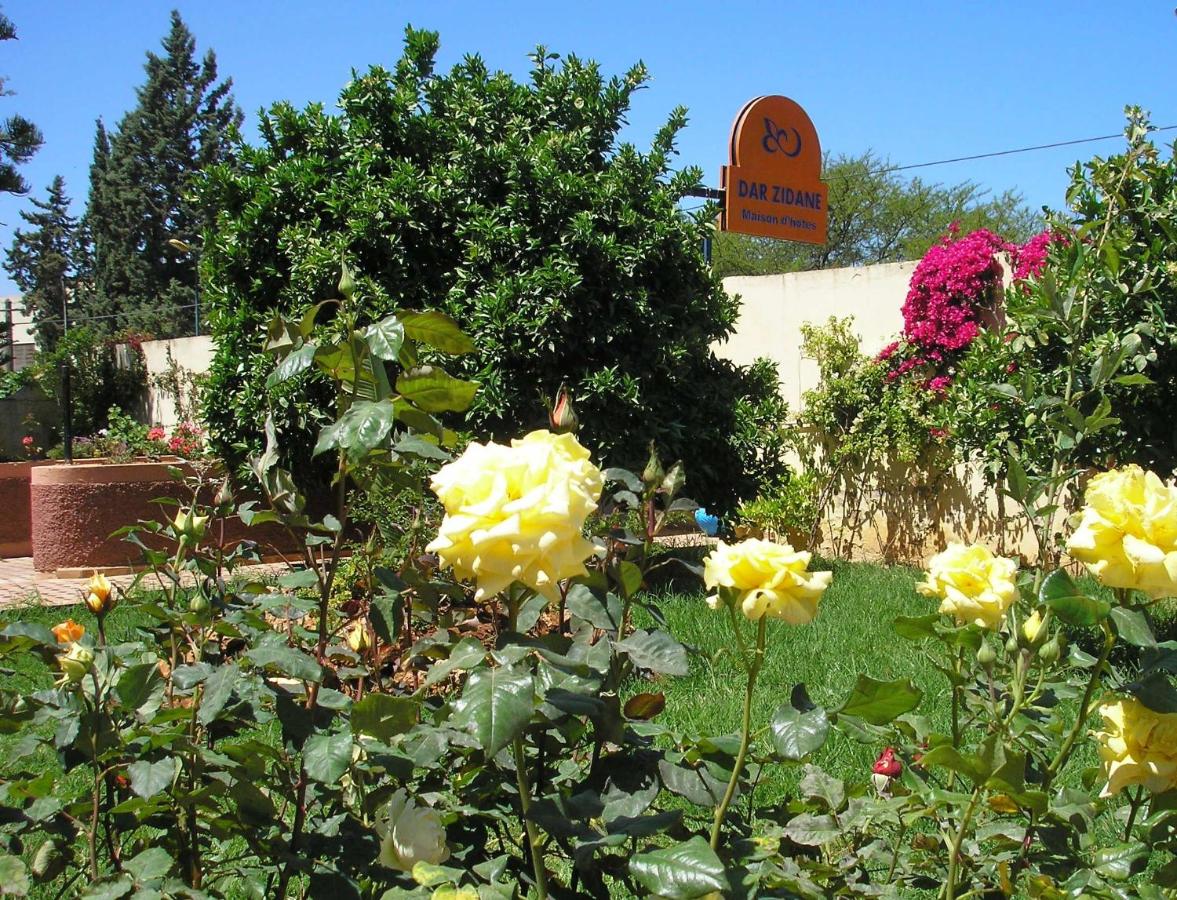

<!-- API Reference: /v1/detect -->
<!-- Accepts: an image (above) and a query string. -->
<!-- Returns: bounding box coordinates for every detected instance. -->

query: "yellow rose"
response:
[1022,610,1044,644]
[1066,465,1177,599]
[1093,695,1177,797]
[84,572,115,615]
[56,642,94,687]
[917,543,1017,629]
[703,539,832,623]
[375,789,450,872]
[346,621,371,654]
[426,430,603,603]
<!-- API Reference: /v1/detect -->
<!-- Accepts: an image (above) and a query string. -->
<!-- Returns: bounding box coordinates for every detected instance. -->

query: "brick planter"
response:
[0,461,53,558]
[30,459,291,575]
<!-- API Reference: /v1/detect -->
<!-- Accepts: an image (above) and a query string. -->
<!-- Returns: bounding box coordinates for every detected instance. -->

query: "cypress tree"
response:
[0,12,42,195]
[88,10,241,337]
[4,176,83,351]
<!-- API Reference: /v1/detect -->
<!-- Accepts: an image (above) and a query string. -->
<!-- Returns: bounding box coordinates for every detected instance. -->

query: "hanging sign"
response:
[719,95,828,244]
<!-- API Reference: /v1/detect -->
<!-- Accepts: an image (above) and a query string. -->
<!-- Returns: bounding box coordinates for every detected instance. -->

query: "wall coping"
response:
[31,457,195,486]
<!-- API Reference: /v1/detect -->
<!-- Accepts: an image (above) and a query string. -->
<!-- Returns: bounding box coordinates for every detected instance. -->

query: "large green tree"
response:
[199,30,787,507]
[0,12,41,195]
[3,175,87,351]
[711,150,1041,277]
[87,10,240,337]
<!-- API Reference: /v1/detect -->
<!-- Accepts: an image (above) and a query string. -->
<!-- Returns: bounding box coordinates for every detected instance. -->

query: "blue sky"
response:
[2,1,1175,295]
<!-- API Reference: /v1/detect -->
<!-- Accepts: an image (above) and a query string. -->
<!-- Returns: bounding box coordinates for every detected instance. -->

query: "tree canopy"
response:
[711,150,1042,278]
[0,12,42,195]
[4,176,86,351]
[86,10,240,337]
[198,30,787,507]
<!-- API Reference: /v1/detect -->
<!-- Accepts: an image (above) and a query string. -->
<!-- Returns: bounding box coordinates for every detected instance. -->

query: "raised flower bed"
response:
[29,458,289,576]
[0,461,53,558]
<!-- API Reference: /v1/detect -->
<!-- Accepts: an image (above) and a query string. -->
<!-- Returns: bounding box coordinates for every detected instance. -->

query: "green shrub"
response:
[196,28,786,510]
[735,471,820,542]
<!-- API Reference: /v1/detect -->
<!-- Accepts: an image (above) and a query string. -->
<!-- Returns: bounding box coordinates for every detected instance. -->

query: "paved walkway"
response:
[0,556,287,609]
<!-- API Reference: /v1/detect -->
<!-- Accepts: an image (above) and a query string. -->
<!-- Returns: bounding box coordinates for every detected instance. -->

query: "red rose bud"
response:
[549,384,579,434]
[872,747,902,778]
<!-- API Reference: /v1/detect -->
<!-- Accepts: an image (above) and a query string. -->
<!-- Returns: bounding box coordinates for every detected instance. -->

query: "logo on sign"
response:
[761,117,801,158]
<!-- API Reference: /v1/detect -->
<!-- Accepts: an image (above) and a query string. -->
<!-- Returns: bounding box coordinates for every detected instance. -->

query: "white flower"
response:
[375,789,449,872]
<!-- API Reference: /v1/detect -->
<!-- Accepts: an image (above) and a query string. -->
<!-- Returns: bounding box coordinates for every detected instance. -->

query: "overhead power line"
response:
[2,303,200,330]
[680,123,1177,209]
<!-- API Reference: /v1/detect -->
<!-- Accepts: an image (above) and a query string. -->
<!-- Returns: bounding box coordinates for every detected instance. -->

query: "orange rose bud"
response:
[51,619,85,644]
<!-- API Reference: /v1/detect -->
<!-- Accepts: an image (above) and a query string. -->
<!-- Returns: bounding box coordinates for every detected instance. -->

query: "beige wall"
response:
[718,262,915,409]
[140,335,215,429]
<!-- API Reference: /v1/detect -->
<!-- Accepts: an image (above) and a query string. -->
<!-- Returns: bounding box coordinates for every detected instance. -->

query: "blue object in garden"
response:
[695,507,720,537]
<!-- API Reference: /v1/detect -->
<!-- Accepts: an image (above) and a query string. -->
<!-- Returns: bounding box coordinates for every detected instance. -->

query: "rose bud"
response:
[549,383,579,434]
[872,747,902,778]
[84,572,115,615]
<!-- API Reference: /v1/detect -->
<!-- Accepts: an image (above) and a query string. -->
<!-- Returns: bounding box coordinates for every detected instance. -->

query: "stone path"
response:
[0,556,287,609]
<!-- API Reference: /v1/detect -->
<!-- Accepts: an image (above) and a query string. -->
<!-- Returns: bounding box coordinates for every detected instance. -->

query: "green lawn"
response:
[635,558,945,799]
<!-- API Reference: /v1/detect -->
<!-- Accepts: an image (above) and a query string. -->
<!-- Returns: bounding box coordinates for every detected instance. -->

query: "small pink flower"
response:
[21,435,34,447]
[1005,362,1017,375]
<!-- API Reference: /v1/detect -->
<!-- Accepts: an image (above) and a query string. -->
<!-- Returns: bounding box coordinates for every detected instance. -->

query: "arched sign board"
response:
[719,96,828,245]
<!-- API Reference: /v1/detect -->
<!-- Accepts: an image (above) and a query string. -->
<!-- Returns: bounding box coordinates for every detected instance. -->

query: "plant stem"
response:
[710,615,766,850]
[943,786,983,899]
[1124,786,1145,841]
[513,736,548,899]
[1048,620,1114,778]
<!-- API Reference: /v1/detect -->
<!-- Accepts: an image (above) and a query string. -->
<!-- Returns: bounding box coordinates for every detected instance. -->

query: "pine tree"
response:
[4,176,84,351]
[88,10,241,337]
[0,12,43,194]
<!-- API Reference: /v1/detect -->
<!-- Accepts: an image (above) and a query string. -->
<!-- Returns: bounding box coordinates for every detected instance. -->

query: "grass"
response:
[633,558,945,800]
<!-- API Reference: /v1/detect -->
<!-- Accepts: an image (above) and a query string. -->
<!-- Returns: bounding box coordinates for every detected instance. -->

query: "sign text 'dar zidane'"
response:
[720,95,828,245]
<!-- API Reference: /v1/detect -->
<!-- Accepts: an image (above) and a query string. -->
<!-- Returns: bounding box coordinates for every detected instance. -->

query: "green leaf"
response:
[1111,607,1155,647]
[392,433,450,461]
[566,583,623,631]
[127,758,177,799]
[603,467,643,493]
[246,645,323,683]
[302,730,353,784]
[1093,841,1148,880]
[0,622,56,648]
[616,560,643,598]
[266,342,316,388]
[919,745,989,784]
[370,592,403,645]
[615,629,689,677]
[365,316,405,360]
[123,847,173,883]
[115,662,163,714]
[838,675,921,725]
[451,665,535,757]
[783,812,840,846]
[629,836,729,900]
[395,309,476,354]
[313,399,396,460]
[351,694,418,741]
[0,854,28,896]
[770,704,829,761]
[893,613,938,641]
[1006,455,1029,503]
[1040,568,1110,626]
[423,637,487,689]
[396,366,479,413]
[197,663,239,726]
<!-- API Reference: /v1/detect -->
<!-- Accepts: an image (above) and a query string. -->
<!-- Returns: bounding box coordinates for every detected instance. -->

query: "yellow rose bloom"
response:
[1094,695,1177,797]
[84,572,114,615]
[917,543,1017,629]
[426,430,604,603]
[703,539,832,623]
[1022,610,1044,644]
[1066,465,1177,599]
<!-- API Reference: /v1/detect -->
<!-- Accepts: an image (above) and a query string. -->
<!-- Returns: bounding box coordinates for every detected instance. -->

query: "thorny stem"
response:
[710,616,766,850]
[513,736,549,900]
[1124,786,1146,841]
[943,785,984,899]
